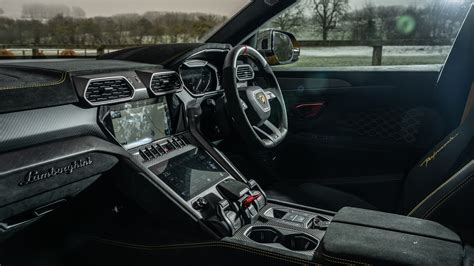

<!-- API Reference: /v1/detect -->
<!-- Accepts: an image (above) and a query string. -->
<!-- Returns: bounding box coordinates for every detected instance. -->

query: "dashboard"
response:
[0,44,244,235]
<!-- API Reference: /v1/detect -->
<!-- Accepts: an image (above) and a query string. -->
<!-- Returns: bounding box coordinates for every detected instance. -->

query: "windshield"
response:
[0,0,249,58]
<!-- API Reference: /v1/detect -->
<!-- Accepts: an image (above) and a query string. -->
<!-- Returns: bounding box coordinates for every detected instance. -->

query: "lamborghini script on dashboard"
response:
[18,157,93,186]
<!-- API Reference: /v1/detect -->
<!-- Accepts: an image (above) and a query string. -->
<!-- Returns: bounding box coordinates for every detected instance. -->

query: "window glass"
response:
[0,0,250,58]
[264,0,473,67]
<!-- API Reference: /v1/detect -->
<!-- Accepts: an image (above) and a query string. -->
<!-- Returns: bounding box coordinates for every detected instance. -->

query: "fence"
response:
[0,44,137,59]
[0,39,452,66]
[298,39,451,65]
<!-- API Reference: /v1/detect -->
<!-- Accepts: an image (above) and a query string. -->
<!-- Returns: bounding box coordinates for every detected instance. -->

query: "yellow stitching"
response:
[89,237,316,265]
[422,178,469,218]
[0,71,67,91]
[423,177,473,219]
[324,257,356,265]
[322,253,371,266]
[110,243,307,265]
[408,162,474,216]
[419,133,459,167]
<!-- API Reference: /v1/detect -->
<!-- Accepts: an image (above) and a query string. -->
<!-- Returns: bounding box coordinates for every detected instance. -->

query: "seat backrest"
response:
[433,4,474,132]
[400,5,473,233]
[401,113,474,215]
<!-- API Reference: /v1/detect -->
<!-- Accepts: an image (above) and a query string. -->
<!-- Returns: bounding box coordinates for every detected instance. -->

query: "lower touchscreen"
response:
[149,148,229,201]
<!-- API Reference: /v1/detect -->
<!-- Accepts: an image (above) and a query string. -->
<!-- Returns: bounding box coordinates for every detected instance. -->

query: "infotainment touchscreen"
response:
[110,98,171,149]
[149,148,229,201]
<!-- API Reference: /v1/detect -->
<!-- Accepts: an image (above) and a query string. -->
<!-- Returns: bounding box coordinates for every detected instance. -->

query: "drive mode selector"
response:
[216,179,266,226]
[192,197,208,210]
[242,192,262,208]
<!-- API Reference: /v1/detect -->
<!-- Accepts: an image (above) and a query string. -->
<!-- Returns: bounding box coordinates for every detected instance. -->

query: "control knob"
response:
[192,197,208,210]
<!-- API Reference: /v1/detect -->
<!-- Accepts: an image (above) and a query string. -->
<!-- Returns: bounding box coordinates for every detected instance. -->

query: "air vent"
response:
[236,64,255,81]
[149,71,182,95]
[84,77,134,105]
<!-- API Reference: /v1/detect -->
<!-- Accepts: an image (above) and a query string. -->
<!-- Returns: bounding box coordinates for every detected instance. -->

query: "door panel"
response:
[272,67,448,207]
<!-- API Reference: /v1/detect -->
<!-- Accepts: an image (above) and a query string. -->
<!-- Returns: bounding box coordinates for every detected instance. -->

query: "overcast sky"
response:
[350,0,428,8]
[0,0,429,19]
[0,0,250,18]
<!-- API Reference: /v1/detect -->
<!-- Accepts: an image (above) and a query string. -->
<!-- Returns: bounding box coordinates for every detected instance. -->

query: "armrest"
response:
[321,207,463,265]
[333,207,461,243]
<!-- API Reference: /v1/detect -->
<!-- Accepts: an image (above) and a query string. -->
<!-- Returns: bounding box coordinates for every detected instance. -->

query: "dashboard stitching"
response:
[0,71,67,91]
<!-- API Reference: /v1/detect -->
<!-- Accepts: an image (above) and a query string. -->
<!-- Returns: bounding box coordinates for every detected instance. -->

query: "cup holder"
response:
[247,227,282,244]
[282,234,318,251]
[246,226,319,251]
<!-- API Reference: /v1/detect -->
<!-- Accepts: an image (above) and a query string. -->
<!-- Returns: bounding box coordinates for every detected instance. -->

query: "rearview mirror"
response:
[255,29,300,65]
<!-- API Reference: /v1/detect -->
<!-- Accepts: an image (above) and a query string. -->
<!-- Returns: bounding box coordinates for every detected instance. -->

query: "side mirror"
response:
[255,29,300,65]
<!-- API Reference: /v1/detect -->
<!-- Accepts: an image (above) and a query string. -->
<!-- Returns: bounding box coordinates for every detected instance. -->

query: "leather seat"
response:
[267,103,474,236]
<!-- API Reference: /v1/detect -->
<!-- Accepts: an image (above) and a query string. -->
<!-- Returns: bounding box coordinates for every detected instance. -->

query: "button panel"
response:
[138,135,189,162]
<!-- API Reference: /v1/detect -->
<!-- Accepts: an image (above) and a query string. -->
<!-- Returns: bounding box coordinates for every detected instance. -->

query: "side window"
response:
[264,0,473,67]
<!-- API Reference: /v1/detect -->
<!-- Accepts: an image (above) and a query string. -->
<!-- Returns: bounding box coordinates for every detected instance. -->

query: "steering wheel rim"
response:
[222,45,288,148]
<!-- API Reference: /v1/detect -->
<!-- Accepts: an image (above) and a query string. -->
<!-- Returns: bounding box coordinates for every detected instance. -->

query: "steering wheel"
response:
[222,45,288,148]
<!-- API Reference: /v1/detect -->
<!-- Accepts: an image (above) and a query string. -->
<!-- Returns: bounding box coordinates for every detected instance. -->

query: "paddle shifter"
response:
[214,179,266,236]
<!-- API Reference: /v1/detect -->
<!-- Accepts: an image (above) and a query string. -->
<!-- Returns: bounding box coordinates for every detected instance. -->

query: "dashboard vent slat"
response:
[150,71,182,95]
[84,77,134,105]
[236,64,255,82]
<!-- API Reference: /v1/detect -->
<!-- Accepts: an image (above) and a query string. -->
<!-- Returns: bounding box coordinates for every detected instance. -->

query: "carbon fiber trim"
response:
[0,104,105,153]
[230,203,329,260]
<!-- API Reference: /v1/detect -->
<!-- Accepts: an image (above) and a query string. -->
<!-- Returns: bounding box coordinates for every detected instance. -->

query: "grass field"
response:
[279,55,446,68]
[277,46,449,67]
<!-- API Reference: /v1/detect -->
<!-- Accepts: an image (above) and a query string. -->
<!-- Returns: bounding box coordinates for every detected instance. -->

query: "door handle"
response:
[292,102,325,118]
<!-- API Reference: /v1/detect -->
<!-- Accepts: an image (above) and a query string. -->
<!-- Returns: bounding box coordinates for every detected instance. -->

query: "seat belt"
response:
[460,82,474,125]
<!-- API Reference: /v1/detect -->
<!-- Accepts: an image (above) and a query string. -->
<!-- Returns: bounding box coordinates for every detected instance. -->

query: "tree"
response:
[0,10,229,46]
[310,0,349,40]
[347,2,379,40]
[0,8,4,16]
[271,5,304,32]
[71,7,86,18]
[132,18,152,44]
[192,14,226,40]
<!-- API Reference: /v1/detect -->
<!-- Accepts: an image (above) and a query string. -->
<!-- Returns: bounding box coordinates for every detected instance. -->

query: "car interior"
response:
[0,0,473,265]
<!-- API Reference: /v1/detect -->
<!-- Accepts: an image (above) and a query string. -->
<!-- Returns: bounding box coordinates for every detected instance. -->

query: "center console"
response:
[99,93,464,265]
[99,93,333,258]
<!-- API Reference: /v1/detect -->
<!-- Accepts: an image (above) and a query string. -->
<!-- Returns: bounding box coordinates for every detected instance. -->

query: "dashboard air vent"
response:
[84,77,134,105]
[236,64,255,81]
[150,71,182,95]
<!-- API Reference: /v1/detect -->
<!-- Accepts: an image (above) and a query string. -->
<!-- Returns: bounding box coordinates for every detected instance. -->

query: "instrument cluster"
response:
[179,60,221,96]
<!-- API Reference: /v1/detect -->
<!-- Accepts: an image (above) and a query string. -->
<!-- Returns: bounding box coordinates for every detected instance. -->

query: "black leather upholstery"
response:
[267,112,474,232]
[401,119,474,215]
[267,95,474,226]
